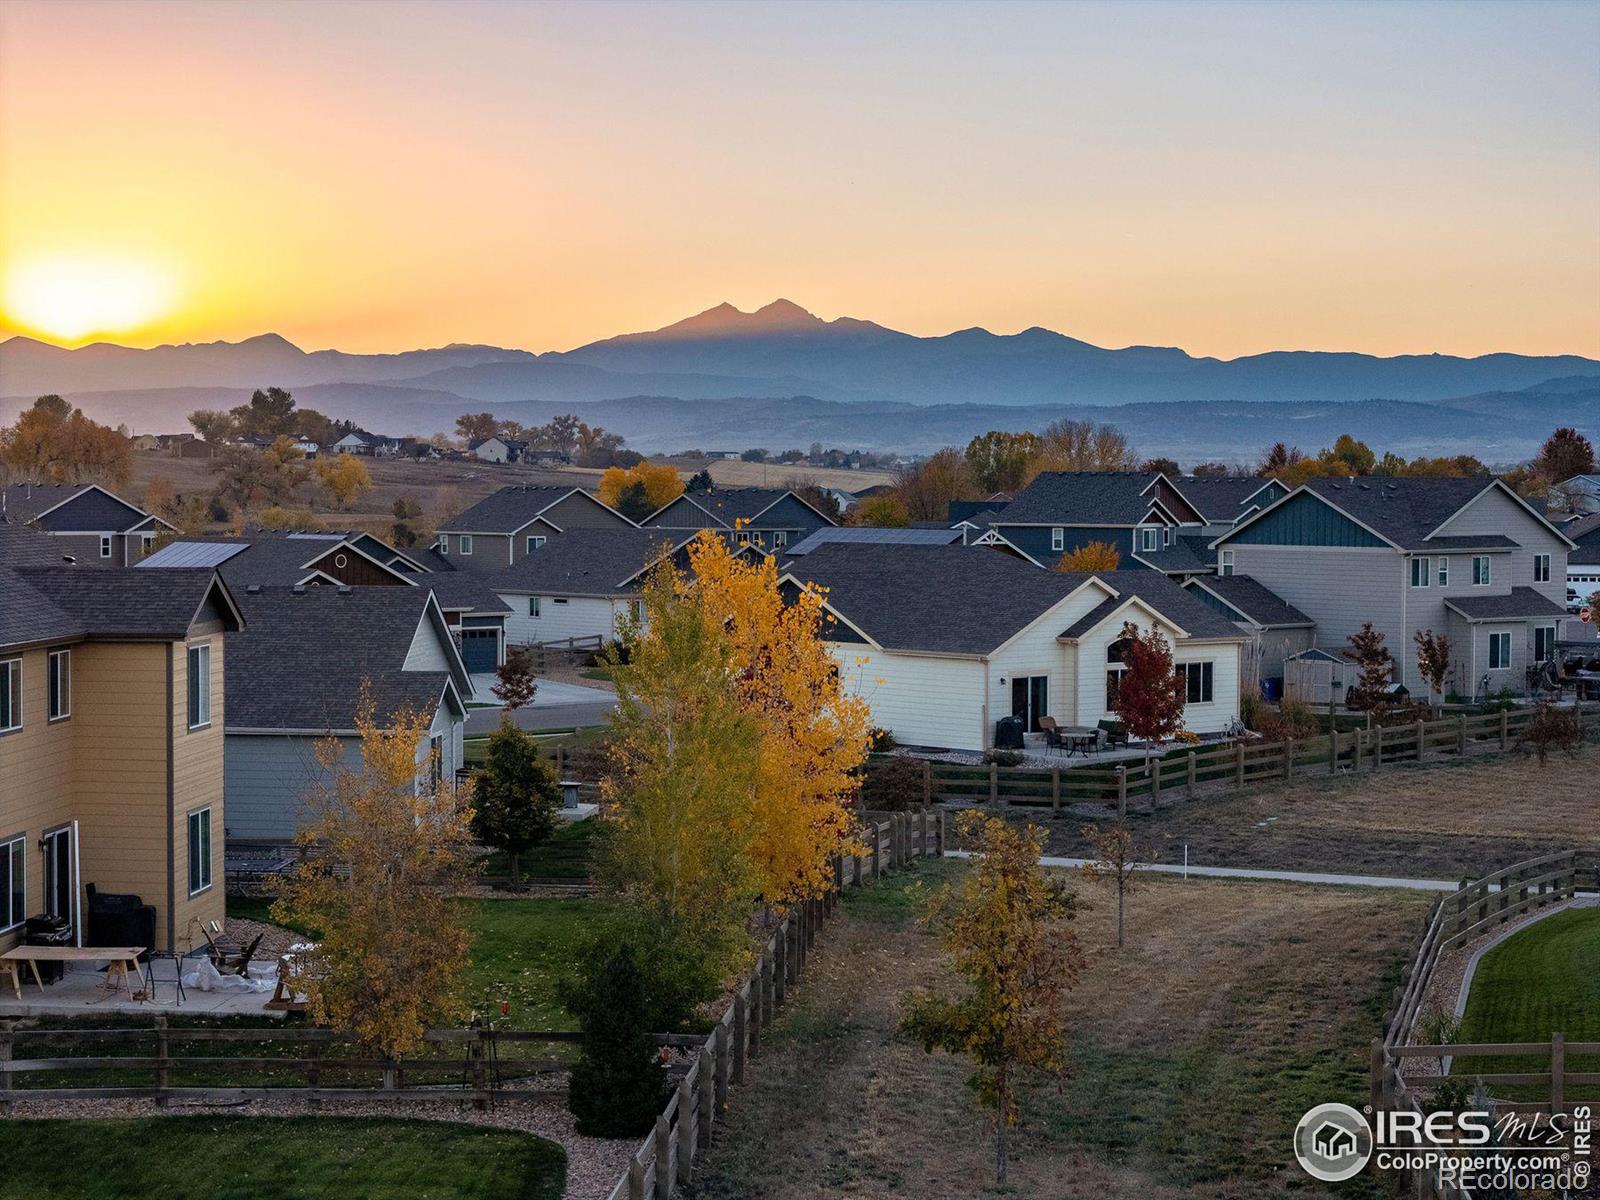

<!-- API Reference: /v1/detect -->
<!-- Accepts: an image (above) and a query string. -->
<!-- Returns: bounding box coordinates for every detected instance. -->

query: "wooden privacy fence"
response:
[605,808,944,1200]
[0,1022,579,1106]
[1370,849,1599,1200]
[923,702,1600,818]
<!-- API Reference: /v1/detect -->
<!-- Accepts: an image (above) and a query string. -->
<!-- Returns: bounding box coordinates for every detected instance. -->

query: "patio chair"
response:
[1097,718,1129,749]
[1039,716,1066,755]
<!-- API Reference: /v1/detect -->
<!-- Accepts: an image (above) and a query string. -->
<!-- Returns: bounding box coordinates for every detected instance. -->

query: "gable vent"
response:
[246,584,261,594]
[337,585,353,595]
[291,584,306,594]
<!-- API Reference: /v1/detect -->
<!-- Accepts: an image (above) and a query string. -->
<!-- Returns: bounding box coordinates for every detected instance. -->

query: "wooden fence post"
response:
[1373,723,1383,770]
[1329,727,1339,775]
[774,924,787,1004]
[1415,719,1425,763]
[1051,769,1061,813]
[1370,1039,1385,1112]
[1283,737,1293,780]
[870,825,881,878]
[1151,757,1162,807]
[1116,766,1127,819]
[733,992,748,1085]
[714,1023,730,1112]
[677,1072,696,1185]
[1552,1032,1565,1113]
[852,850,862,887]
[1500,709,1509,751]
[697,1046,714,1146]
[655,1113,673,1197]
[1457,714,1467,756]
[472,1029,487,1109]
[1187,751,1197,799]
[154,1014,169,1107]
[989,762,998,805]
[1235,741,1245,787]
[923,761,933,807]
[628,1156,645,1200]
[936,809,945,856]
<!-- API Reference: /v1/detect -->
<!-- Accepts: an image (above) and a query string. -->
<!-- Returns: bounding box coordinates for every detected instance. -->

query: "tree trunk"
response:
[1116,878,1125,949]
[510,852,520,884]
[995,1073,1008,1186]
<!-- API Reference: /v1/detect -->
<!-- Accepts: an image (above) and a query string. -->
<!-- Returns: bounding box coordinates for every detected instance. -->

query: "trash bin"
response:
[993,715,1025,750]
[1260,677,1283,702]
[23,915,73,984]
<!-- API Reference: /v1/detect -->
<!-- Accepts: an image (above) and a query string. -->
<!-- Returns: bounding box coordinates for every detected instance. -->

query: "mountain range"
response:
[2,300,1596,460]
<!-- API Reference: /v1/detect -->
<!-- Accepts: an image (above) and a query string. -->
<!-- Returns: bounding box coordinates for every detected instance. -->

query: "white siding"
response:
[403,613,453,672]
[501,594,629,646]
[829,644,987,751]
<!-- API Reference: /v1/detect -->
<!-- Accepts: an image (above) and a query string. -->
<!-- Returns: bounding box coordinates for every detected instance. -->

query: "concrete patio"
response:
[0,958,286,1019]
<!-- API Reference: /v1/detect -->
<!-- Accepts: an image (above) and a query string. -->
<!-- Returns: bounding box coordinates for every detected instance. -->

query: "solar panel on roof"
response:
[136,542,248,568]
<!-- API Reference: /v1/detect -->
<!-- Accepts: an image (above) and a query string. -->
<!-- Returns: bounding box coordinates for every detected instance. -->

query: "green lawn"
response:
[0,1117,564,1200]
[480,818,597,882]
[227,892,608,1031]
[1455,905,1600,1098]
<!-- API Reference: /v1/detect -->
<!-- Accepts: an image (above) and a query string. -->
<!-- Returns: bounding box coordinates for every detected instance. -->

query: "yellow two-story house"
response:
[1,525,243,952]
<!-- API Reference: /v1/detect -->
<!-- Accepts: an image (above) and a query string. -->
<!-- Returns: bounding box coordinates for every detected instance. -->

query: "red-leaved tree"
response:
[1111,621,1187,756]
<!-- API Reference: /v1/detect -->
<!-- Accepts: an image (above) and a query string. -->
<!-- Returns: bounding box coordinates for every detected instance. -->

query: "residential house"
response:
[980,472,1209,575]
[1211,477,1573,697]
[483,528,693,647]
[140,531,511,674]
[1,483,175,566]
[646,486,836,552]
[0,525,242,951]
[330,430,396,456]
[780,544,1245,751]
[1550,474,1600,515]
[1558,512,1600,614]
[1172,476,1287,537]
[436,486,635,568]
[782,526,966,557]
[220,586,471,846]
[1181,574,1316,686]
[469,435,529,465]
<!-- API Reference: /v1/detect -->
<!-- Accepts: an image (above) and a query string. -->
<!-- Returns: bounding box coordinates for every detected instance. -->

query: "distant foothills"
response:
[2,299,1595,460]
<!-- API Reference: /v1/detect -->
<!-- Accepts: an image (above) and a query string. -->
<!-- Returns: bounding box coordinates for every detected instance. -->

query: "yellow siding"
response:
[0,646,76,947]
[170,635,225,947]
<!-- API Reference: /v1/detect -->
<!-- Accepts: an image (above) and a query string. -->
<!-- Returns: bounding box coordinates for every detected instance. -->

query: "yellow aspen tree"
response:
[1054,540,1121,572]
[682,529,873,906]
[271,691,477,1057]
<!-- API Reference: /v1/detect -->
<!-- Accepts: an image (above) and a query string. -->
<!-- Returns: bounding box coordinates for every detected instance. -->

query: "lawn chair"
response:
[1097,718,1129,749]
[1039,715,1066,756]
[202,924,264,977]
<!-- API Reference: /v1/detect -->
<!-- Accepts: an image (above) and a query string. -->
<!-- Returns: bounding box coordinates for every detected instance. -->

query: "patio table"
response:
[0,945,146,999]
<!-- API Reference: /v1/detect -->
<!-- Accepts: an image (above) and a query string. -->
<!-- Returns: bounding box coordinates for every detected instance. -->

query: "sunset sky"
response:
[1,0,1596,358]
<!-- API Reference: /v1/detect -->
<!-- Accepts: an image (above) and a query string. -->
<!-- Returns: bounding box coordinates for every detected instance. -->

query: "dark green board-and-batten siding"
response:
[1223,492,1387,548]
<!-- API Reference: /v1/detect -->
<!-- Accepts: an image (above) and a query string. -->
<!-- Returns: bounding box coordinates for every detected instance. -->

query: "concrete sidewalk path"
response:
[943,850,1463,892]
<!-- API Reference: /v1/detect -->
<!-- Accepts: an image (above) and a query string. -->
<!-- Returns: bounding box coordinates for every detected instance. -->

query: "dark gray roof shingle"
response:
[1133,534,1213,575]
[14,567,233,642]
[1299,477,1515,550]
[225,587,454,730]
[482,529,690,595]
[655,488,792,527]
[786,527,963,556]
[438,486,584,534]
[1443,587,1569,622]
[784,544,1240,655]
[1171,476,1278,523]
[997,472,1169,525]
[1186,575,1314,627]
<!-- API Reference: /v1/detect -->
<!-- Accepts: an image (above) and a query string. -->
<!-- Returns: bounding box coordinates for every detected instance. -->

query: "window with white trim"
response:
[99,535,112,558]
[459,535,473,556]
[1175,661,1214,703]
[48,649,70,721]
[1472,555,1491,586]
[1051,527,1064,552]
[0,659,20,733]
[0,836,23,932]
[437,537,448,556]
[1487,631,1511,670]
[552,597,568,605]
[529,597,541,617]
[1220,549,1234,577]
[736,531,751,546]
[1533,554,1550,583]
[187,807,212,894]
[1140,527,1159,552]
[1409,557,1430,588]
[1437,557,1448,587]
[629,600,644,623]
[141,533,154,555]
[526,535,546,554]
[187,644,211,729]
[772,531,787,547]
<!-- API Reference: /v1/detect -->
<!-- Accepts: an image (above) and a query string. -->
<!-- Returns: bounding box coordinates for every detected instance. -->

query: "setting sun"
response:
[3,256,176,343]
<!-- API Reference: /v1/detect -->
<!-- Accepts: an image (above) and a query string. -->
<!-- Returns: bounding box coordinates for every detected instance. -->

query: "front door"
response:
[42,826,72,923]
[1010,676,1049,733]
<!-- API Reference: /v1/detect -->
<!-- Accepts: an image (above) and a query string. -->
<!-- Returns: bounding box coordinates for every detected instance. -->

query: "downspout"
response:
[981,657,992,750]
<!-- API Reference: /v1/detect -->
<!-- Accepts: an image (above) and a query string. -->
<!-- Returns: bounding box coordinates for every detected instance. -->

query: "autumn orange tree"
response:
[683,530,873,906]
[1055,540,1120,572]
[597,461,683,514]
[272,693,477,1056]
[902,812,1082,1186]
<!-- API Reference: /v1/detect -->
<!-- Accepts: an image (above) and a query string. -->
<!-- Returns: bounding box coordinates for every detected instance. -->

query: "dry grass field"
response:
[1043,751,1597,881]
[693,860,1430,1200]
[127,451,889,540]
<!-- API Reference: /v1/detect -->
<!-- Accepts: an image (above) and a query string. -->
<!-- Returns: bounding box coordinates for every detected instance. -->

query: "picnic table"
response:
[0,945,146,999]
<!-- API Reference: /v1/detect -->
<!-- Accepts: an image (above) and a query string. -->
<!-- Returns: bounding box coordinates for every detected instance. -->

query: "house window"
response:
[438,537,448,556]
[1534,554,1551,583]
[772,531,787,547]
[750,533,764,548]
[1106,637,1130,710]
[736,531,751,546]
[526,536,546,555]
[552,597,568,605]
[426,736,445,791]
[1140,528,1159,552]
[1487,631,1511,670]
[1220,550,1234,577]
[99,535,112,559]
[141,533,154,555]
[0,836,23,932]
[459,535,473,556]
[1472,556,1491,586]
[1409,557,1430,588]
[529,597,541,618]
[0,659,20,733]
[1534,625,1557,662]
[1051,527,1064,552]
[187,807,212,895]
[1437,557,1448,587]
[629,600,644,623]
[1176,661,1214,703]
[187,644,211,729]
[47,649,70,721]
[1163,526,1172,547]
